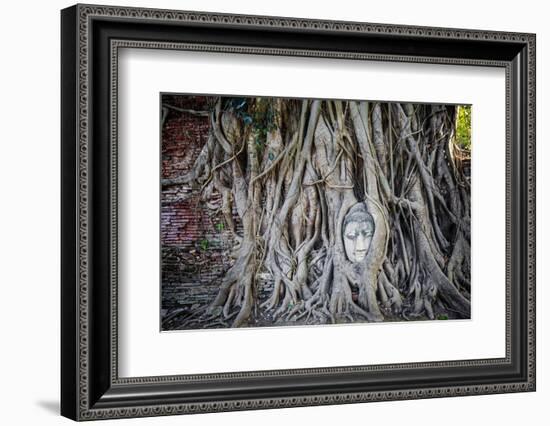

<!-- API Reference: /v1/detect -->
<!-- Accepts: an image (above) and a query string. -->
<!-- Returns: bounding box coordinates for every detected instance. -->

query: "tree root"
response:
[162,98,471,329]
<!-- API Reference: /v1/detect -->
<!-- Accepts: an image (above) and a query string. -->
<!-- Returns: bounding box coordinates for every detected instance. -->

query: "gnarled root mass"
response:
[162,96,471,329]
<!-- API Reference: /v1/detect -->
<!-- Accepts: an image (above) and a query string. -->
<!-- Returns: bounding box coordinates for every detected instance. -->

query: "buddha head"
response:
[342,203,375,263]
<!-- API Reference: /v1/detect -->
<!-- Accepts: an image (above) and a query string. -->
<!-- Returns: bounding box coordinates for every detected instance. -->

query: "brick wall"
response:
[160,95,274,322]
[161,95,234,311]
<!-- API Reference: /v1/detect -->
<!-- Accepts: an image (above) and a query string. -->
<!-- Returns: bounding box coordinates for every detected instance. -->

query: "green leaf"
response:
[199,239,209,251]
[437,314,449,320]
[216,222,224,232]
[456,105,471,150]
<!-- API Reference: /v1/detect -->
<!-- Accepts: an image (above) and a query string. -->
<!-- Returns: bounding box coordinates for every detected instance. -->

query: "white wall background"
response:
[0,0,546,424]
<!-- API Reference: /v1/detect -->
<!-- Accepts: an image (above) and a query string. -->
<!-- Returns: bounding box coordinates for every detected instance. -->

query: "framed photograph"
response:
[61,4,536,421]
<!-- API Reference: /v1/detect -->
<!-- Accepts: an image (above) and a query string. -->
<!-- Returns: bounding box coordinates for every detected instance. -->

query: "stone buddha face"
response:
[343,204,375,263]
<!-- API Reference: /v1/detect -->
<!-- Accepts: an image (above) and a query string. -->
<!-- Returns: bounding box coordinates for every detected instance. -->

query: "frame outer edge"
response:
[77,2,90,420]
[61,4,80,422]
[527,33,536,390]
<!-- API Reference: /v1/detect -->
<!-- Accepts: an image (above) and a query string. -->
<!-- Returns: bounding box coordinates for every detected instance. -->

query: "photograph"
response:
[57,3,536,421]
[160,94,472,330]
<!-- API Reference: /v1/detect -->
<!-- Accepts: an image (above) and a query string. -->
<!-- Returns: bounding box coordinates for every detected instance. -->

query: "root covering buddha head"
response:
[343,203,375,263]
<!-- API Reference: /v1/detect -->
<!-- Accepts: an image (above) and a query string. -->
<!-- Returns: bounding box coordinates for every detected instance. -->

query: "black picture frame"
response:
[61,4,536,421]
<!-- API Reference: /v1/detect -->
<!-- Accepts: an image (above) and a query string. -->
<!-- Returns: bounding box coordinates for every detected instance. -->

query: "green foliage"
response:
[455,105,472,150]
[199,238,209,251]
[215,222,225,232]
[437,314,449,320]
[226,98,278,154]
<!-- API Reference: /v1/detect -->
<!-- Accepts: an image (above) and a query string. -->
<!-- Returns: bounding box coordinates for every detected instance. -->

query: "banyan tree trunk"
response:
[162,96,471,328]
